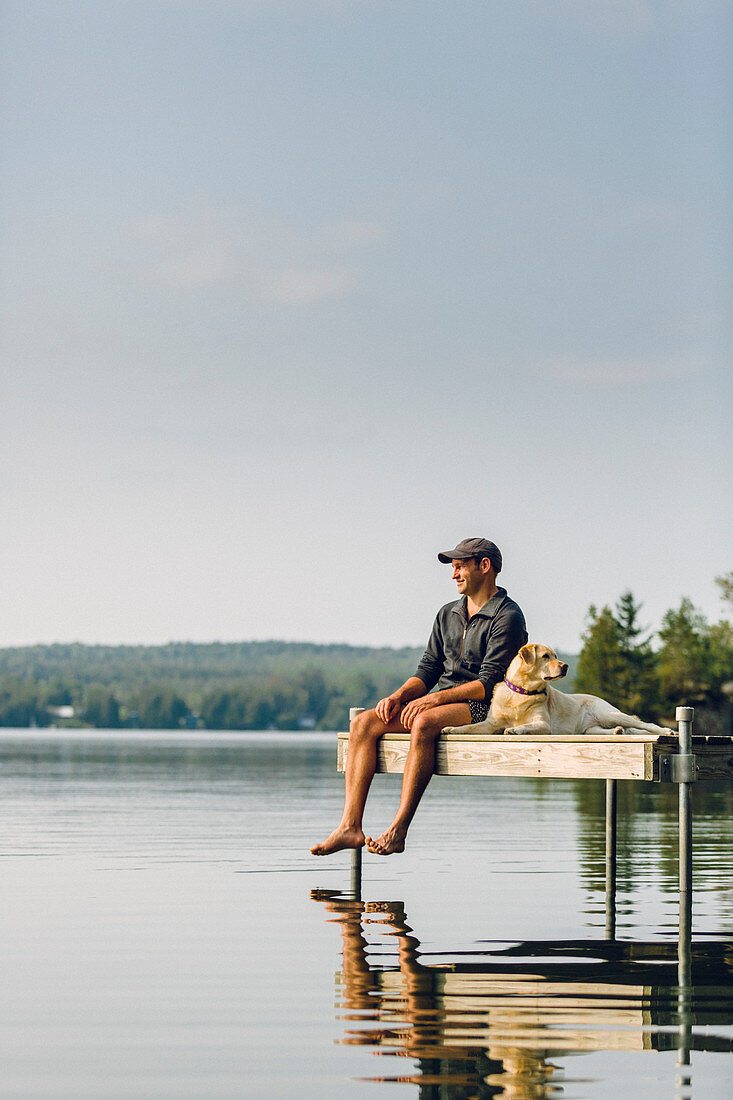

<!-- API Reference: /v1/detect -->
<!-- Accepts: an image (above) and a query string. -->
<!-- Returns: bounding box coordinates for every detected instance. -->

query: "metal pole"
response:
[605,778,617,940]
[676,706,694,1086]
[348,707,365,898]
[350,846,362,899]
[676,706,694,940]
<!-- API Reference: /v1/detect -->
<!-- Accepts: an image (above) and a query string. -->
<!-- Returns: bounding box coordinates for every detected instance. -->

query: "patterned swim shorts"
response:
[468,700,489,724]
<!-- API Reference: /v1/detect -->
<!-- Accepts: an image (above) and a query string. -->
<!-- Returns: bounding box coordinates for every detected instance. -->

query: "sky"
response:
[1,0,731,654]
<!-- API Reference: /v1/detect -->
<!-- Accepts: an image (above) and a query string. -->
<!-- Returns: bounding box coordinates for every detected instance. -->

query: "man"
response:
[311,537,527,858]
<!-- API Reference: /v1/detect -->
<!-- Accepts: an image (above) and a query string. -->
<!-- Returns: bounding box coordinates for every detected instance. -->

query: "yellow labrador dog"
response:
[444,643,674,737]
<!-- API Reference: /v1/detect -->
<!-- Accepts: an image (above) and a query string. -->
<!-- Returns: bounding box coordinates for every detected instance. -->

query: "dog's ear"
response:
[518,644,535,664]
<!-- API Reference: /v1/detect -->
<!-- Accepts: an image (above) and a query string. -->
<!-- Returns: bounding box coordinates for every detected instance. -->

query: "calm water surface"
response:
[1,729,731,1098]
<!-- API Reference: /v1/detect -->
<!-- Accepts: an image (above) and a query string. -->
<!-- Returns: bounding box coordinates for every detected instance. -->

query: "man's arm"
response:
[477,605,528,700]
[398,678,485,725]
[374,676,427,724]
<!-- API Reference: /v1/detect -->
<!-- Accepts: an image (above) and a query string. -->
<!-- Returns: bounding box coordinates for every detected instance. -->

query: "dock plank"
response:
[337,730,733,782]
[338,732,654,780]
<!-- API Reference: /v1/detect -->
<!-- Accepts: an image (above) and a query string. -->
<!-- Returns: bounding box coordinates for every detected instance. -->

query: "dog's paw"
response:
[504,725,551,736]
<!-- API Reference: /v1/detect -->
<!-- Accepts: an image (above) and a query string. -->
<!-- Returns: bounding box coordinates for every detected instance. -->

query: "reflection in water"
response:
[313,891,733,1099]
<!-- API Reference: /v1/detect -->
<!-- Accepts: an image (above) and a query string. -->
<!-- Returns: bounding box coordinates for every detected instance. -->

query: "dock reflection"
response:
[312,890,733,1098]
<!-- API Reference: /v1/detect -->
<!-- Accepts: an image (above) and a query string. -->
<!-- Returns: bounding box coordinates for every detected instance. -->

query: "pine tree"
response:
[575,594,659,716]
[615,590,658,714]
[574,605,626,701]
[656,598,712,707]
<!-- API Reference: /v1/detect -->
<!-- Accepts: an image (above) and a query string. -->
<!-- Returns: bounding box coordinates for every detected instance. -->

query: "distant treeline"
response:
[0,640,428,730]
[1,576,730,731]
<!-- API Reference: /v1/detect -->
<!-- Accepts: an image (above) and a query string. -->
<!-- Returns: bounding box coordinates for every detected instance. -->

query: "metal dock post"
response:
[675,706,695,942]
[605,778,617,939]
[348,707,365,898]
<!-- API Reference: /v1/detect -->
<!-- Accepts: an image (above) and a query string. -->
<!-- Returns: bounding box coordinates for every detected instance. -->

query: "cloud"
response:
[127,205,383,304]
[128,212,239,290]
[536,354,706,386]
[255,266,353,304]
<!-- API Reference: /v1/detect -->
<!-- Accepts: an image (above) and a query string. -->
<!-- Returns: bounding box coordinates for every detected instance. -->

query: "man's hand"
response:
[375,694,402,724]
[400,694,441,728]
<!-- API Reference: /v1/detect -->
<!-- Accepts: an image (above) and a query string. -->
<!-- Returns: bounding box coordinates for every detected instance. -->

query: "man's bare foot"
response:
[365,828,406,856]
[310,825,365,856]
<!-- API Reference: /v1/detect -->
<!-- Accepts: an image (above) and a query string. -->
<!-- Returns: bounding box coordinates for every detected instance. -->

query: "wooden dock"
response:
[337,729,733,783]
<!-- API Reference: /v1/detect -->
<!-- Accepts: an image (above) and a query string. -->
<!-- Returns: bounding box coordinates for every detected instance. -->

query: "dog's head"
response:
[507,643,568,688]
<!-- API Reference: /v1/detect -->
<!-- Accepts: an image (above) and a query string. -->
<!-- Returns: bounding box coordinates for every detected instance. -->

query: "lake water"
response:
[1,729,731,1098]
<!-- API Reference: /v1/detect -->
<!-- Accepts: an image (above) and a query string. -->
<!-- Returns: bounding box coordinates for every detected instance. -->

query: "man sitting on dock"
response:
[311,537,528,857]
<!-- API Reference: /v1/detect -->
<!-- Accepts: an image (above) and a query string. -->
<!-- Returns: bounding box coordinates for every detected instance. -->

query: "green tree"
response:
[299,667,329,725]
[656,598,713,708]
[0,677,44,727]
[615,590,659,714]
[134,684,190,729]
[574,604,627,701]
[200,689,235,730]
[41,678,75,707]
[200,686,265,730]
[82,684,121,728]
[709,620,733,690]
[715,571,733,609]
[576,593,662,717]
[710,572,733,693]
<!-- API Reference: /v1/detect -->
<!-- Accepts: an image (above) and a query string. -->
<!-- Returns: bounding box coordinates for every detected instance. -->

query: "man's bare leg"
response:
[366,702,472,855]
[310,708,405,855]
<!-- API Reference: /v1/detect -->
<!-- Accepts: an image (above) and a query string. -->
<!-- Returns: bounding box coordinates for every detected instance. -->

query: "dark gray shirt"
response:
[414,588,528,701]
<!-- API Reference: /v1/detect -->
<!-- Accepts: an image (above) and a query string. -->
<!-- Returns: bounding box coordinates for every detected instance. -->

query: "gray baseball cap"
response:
[437,537,502,572]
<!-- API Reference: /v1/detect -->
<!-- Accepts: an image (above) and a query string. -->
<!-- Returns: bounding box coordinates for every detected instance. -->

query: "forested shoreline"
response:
[1,577,730,731]
[0,640,428,731]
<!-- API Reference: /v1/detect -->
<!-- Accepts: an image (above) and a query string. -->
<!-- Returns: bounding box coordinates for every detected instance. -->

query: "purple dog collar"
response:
[503,676,547,697]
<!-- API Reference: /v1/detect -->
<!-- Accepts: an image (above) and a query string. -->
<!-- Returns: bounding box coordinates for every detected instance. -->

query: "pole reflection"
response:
[312,890,733,1099]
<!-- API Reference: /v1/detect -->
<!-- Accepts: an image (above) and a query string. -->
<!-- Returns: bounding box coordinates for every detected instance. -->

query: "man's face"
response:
[451,557,484,597]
